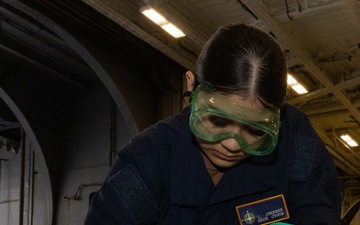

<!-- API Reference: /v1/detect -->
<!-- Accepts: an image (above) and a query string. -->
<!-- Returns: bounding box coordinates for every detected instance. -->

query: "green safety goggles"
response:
[189,82,281,156]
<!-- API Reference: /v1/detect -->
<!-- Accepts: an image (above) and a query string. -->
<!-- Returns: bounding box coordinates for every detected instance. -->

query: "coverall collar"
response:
[169,125,276,207]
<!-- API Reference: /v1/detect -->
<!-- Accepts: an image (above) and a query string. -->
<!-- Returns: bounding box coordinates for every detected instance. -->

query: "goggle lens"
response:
[189,83,280,156]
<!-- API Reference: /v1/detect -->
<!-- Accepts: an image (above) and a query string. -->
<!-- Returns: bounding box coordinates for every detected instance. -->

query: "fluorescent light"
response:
[140,7,186,38]
[340,134,358,147]
[160,23,185,38]
[287,74,308,94]
[141,8,168,25]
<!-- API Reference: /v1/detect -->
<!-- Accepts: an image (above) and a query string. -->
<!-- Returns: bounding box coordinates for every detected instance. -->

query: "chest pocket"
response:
[289,132,317,182]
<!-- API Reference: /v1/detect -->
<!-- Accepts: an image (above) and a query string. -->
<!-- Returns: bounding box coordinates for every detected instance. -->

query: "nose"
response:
[220,138,242,153]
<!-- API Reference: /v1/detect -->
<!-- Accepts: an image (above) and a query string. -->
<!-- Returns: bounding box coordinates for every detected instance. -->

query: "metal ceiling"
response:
[1,0,360,191]
[83,0,360,172]
[0,1,100,88]
[81,0,360,191]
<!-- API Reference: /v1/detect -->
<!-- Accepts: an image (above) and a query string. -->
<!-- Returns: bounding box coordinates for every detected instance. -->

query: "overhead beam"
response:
[288,74,360,105]
[142,0,208,47]
[0,5,96,80]
[314,126,360,176]
[82,0,196,71]
[343,0,360,28]
[241,0,360,123]
[0,32,93,87]
[271,1,345,22]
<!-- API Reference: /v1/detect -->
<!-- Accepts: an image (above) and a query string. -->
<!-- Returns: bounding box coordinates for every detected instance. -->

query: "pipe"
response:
[236,0,258,20]
[349,43,360,54]
[30,152,36,225]
[0,199,20,204]
[64,182,102,201]
[19,129,25,225]
[0,158,8,198]
[109,99,116,166]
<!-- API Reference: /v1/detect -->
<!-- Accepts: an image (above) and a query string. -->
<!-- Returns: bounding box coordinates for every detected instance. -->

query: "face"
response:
[195,94,266,169]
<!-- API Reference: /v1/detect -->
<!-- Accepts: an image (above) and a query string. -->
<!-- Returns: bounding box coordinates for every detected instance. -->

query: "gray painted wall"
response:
[0,2,184,224]
[54,86,134,224]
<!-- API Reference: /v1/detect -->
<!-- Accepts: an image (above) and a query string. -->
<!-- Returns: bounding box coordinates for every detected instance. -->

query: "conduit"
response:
[0,158,7,199]
[109,99,116,167]
[19,129,25,225]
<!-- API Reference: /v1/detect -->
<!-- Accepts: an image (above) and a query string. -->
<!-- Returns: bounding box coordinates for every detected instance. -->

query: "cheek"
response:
[240,132,261,144]
[195,136,216,149]
[241,151,251,159]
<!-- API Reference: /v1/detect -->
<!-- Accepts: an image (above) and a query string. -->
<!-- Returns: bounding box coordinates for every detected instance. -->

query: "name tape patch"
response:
[236,194,289,225]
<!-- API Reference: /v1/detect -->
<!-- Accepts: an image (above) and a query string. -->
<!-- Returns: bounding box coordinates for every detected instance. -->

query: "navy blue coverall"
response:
[84,103,341,224]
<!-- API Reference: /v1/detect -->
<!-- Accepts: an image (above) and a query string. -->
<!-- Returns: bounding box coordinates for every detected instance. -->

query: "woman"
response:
[84,23,341,225]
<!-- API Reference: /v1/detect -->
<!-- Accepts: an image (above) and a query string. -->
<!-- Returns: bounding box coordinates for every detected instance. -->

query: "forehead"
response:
[222,94,266,110]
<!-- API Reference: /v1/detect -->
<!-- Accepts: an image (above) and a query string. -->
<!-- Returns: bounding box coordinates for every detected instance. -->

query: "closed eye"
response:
[208,115,233,127]
[242,125,266,137]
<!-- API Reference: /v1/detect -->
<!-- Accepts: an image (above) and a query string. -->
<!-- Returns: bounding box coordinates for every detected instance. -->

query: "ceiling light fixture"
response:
[140,7,186,38]
[287,74,308,94]
[340,134,358,147]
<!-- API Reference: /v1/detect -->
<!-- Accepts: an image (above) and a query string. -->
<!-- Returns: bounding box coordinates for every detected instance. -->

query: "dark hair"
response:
[195,23,287,108]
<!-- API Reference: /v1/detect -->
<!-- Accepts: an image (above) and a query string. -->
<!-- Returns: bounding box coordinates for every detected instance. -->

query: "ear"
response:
[185,71,195,92]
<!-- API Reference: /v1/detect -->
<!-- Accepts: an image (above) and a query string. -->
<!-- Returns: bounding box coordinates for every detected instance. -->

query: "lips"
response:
[214,150,240,161]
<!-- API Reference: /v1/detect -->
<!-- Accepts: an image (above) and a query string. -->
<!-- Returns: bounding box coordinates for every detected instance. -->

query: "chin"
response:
[211,158,241,169]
